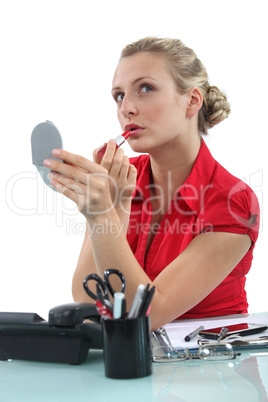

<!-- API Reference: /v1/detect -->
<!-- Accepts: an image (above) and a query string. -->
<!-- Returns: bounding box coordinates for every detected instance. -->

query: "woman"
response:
[44,37,259,331]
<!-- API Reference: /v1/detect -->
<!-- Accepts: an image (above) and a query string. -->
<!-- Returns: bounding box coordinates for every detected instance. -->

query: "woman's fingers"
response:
[48,172,87,195]
[124,163,137,197]
[44,160,87,184]
[49,176,81,204]
[99,140,118,171]
[44,150,115,218]
[128,163,138,182]
[93,140,117,165]
[50,149,104,173]
[44,147,136,217]
[43,149,107,185]
[97,141,130,179]
[108,148,125,177]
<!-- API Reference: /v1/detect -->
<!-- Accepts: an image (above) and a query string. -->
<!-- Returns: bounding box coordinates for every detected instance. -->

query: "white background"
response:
[1,0,267,320]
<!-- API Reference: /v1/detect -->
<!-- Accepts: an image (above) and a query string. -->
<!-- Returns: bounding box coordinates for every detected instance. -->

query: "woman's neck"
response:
[149,134,202,210]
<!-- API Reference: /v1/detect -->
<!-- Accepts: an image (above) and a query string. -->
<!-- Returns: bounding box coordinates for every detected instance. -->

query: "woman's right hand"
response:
[93,140,137,224]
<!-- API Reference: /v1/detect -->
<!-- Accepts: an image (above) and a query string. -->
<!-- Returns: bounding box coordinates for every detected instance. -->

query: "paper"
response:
[163,315,268,350]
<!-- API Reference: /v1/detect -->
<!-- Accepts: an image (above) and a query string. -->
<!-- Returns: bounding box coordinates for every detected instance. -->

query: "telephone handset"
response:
[0,302,103,365]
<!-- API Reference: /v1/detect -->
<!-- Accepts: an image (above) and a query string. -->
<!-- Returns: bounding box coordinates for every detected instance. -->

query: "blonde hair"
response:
[120,37,231,135]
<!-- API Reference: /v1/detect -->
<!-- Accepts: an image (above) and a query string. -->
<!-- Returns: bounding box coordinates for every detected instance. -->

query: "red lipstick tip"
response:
[122,131,130,140]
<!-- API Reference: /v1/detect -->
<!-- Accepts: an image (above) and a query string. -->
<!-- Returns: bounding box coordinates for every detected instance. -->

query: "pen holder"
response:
[102,316,152,379]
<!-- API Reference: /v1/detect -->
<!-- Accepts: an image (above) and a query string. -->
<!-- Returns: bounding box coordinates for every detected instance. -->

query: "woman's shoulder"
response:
[206,159,260,235]
[212,160,256,201]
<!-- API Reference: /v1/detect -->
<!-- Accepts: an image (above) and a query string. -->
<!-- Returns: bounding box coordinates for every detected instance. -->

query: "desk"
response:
[1,313,268,402]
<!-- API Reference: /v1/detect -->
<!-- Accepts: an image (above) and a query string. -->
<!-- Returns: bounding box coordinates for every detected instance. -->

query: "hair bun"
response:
[204,86,231,129]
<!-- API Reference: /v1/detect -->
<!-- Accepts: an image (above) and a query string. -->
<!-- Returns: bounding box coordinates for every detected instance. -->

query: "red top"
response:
[127,140,260,319]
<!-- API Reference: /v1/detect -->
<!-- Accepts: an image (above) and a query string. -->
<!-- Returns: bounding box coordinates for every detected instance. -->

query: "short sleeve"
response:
[195,181,260,246]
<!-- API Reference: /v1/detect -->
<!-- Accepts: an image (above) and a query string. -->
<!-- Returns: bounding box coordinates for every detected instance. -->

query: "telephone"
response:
[0,302,103,365]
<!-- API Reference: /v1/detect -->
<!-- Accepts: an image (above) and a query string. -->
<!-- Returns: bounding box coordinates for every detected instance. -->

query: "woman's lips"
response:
[125,125,144,136]
[129,128,144,136]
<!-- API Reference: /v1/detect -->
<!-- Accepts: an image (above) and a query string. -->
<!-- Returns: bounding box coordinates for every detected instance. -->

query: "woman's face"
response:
[112,52,192,155]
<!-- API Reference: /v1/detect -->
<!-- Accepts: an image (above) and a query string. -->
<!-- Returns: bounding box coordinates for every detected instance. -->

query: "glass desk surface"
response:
[1,313,268,402]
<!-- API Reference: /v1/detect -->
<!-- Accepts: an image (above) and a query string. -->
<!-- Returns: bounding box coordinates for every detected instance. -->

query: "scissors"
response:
[83,269,126,304]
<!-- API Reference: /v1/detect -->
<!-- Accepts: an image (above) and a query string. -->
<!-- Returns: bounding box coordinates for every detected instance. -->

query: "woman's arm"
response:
[82,207,251,330]
[71,141,137,302]
[45,149,251,331]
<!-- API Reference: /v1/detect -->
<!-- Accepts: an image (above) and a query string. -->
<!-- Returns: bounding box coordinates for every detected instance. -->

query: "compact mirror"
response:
[31,120,63,191]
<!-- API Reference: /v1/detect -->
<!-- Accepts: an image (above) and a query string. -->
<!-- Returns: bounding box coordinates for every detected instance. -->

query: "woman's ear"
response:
[186,87,203,118]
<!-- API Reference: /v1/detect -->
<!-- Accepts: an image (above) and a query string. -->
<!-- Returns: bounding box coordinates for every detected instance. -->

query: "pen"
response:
[139,285,155,317]
[113,292,125,319]
[127,284,145,319]
[96,284,106,305]
[96,283,113,313]
[121,298,126,318]
[96,300,113,319]
[184,326,205,342]
[135,284,149,317]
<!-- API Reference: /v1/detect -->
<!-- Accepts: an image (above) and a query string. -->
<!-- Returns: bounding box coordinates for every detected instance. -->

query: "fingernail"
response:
[50,179,57,186]
[48,172,55,178]
[52,149,61,156]
[44,159,51,167]
[109,139,116,144]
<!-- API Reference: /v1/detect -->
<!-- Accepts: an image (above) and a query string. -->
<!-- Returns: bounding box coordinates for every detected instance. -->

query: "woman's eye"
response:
[114,93,124,102]
[141,85,153,93]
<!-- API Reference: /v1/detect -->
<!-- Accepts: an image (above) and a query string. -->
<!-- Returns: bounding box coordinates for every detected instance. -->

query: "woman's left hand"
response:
[44,149,114,220]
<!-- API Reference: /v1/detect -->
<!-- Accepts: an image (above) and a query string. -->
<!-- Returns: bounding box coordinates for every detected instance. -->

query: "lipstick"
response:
[97,131,130,159]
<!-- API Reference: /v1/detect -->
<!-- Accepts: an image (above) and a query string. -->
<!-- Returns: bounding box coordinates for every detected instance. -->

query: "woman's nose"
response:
[120,95,138,118]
